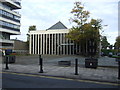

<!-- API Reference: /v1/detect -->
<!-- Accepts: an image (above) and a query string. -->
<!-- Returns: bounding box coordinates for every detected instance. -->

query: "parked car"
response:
[117,53,120,56]
[101,52,107,56]
[108,52,113,57]
[115,53,120,62]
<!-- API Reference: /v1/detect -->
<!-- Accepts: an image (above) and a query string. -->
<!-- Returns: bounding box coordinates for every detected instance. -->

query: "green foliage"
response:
[114,36,120,52]
[67,1,102,56]
[101,36,110,49]
[28,25,36,32]
[70,2,90,27]
[108,44,113,50]
[115,36,120,48]
[27,25,37,43]
[101,49,116,56]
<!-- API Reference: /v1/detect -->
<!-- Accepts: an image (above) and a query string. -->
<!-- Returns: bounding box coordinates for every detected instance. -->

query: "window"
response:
[14,16,20,20]
[2,10,13,18]
[0,21,2,26]
[1,21,20,30]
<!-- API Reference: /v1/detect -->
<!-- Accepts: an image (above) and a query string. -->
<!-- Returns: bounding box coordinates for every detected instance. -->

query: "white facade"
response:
[29,29,81,55]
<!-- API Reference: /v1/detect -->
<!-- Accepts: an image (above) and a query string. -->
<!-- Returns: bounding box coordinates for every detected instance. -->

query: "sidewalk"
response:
[1,55,120,83]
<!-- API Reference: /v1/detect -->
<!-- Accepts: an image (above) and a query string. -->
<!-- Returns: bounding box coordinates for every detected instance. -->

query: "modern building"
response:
[0,0,21,50]
[28,21,81,55]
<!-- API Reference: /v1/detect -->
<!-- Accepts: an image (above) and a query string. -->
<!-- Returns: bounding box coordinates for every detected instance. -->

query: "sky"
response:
[11,0,119,45]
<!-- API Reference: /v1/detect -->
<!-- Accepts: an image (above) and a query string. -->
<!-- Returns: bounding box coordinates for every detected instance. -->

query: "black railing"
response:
[2,25,20,32]
[2,15,20,23]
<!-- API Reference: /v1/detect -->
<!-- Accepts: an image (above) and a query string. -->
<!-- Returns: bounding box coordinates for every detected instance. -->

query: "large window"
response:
[0,9,20,21]
[0,20,20,31]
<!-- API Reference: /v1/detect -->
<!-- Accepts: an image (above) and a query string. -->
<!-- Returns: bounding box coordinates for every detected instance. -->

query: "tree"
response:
[69,2,90,28]
[67,1,102,57]
[28,25,36,32]
[114,36,120,52]
[108,44,113,50]
[27,25,37,48]
[101,36,110,49]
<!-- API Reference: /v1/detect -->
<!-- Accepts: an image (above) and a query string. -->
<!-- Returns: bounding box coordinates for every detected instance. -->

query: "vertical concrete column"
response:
[46,34,48,54]
[52,34,53,55]
[65,33,67,55]
[40,34,43,54]
[33,34,35,54]
[60,33,62,55]
[38,34,40,55]
[29,34,32,54]
[39,34,41,54]
[43,34,45,55]
[57,33,60,55]
[35,34,37,54]
[49,34,51,55]
[66,35,69,55]
[63,33,65,55]
[54,34,56,55]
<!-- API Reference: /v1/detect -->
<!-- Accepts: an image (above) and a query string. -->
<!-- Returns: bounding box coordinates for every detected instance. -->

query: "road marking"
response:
[1,71,120,86]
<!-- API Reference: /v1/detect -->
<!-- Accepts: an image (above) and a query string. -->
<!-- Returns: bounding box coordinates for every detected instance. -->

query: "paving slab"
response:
[1,55,120,83]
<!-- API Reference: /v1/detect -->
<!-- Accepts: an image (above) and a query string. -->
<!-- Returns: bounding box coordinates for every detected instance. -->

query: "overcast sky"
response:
[11,0,119,45]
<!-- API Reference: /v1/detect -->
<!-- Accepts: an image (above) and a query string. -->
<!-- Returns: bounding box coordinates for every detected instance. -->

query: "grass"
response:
[112,55,120,58]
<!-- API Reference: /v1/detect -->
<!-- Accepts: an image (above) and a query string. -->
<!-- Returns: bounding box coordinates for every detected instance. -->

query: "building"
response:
[28,21,81,55]
[0,0,21,50]
[118,1,120,36]
[12,39,28,54]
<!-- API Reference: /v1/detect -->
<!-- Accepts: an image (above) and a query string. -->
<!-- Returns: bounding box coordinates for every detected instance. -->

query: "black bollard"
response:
[75,58,78,75]
[5,56,9,70]
[118,60,120,79]
[39,55,43,73]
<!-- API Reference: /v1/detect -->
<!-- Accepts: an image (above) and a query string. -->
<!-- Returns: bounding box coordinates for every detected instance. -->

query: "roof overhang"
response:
[2,0,21,9]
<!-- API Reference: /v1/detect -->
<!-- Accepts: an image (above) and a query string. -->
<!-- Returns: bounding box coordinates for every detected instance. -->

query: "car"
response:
[117,53,120,56]
[108,52,113,57]
[115,53,120,62]
[101,52,107,56]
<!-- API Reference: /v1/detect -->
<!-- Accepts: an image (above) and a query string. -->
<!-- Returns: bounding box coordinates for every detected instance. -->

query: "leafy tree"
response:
[69,2,90,28]
[28,25,36,32]
[27,25,37,48]
[108,44,113,50]
[114,36,120,52]
[101,36,110,49]
[67,1,102,57]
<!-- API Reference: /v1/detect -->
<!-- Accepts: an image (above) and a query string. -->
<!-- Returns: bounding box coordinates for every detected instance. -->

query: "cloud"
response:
[11,0,119,44]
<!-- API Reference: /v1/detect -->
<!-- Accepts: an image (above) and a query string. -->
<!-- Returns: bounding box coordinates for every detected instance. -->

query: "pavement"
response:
[1,55,120,83]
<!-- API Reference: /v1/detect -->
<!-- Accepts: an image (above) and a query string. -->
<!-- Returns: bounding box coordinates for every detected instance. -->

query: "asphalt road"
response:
[1,72,119,89]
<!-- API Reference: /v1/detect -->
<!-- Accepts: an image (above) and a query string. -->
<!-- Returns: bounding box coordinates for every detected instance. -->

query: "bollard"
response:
[5,56,9,70]
[118,60,120,79]
[75,58,78,75]
[39,55,43,73]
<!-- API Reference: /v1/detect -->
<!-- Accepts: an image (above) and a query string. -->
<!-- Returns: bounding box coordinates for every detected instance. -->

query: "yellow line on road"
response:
[1,71,120,86]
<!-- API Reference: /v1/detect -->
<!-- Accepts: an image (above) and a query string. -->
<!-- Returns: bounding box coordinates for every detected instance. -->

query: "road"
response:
[1,72,120,89]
